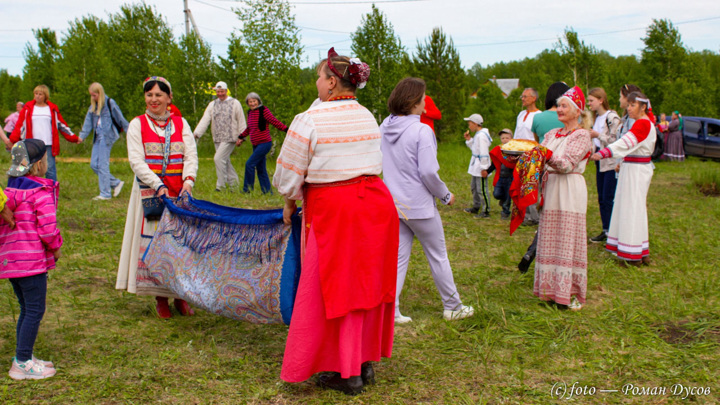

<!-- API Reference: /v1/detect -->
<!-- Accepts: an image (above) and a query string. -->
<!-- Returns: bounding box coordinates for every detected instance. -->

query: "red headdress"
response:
[559,86,585,111]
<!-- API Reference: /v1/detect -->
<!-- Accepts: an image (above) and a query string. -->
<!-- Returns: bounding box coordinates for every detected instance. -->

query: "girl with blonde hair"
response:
[78,82,129,200]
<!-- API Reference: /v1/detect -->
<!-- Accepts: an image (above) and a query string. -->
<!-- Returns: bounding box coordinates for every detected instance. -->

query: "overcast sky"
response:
[1,0,719,77]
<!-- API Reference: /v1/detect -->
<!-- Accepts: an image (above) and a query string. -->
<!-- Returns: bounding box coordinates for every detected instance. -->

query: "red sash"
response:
[138,115,185,197]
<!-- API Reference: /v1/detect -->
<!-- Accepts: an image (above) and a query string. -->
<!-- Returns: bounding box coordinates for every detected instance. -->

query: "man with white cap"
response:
[194,81,247,191]
[463,113,492,218]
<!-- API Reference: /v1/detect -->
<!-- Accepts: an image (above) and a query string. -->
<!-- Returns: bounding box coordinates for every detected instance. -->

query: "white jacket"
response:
[466,128,492,176]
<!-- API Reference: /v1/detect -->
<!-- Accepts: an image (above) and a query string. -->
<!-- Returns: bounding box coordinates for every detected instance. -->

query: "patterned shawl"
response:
[142,195,302,324]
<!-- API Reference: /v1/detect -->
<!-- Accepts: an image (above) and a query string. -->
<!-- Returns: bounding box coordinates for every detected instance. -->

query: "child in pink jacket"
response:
[0,139,61,380]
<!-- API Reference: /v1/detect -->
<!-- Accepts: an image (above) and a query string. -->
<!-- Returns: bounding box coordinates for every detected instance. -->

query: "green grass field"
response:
[0,141,718,404]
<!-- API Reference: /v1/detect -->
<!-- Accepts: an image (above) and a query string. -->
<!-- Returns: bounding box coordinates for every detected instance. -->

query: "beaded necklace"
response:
[145,109,171,122]
[555,128,579,138]
[328,95,357,102]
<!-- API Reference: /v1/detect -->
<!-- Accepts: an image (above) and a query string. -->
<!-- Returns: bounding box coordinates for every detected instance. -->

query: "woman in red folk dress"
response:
[534,86,593,311]
[273,48,398,396]
[116,77,198,319]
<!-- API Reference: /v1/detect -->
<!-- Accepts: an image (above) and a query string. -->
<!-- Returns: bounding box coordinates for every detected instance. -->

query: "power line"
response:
[456,15,720,48]
[305,38,353,49]
[192,0,235,12]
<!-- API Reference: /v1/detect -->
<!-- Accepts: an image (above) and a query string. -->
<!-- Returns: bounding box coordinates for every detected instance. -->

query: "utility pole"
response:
[183,0,202,39]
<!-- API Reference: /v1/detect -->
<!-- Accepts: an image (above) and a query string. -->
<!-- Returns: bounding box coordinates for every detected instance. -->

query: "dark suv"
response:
[683,116,720,159]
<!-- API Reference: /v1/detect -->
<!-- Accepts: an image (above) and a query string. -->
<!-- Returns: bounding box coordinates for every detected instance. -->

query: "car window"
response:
[708,123,720,137]
[685,120,702,135]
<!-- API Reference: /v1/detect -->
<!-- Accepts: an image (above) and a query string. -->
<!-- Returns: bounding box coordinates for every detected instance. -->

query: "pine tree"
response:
[412,28,466,141]
[350,5,407,121]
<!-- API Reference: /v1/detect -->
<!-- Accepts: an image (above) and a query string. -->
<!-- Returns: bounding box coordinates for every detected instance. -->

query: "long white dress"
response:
[534,128,592,306]
[602,118,656,261]
[115,115,198,297]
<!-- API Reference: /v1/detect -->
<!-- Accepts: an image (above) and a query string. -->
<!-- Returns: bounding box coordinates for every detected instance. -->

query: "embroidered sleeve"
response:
[547,129,592,173]
[598,147,613,159]
[181,118,198,181]
[607,119,651,158]
[273,112,315,201]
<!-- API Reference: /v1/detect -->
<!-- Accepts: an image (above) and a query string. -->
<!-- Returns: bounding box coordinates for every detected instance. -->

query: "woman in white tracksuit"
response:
[380,78,475,324]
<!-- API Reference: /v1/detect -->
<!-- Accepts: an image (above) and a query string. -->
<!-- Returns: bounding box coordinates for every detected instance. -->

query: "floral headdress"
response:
[144,76,172,92]
[327,48,370,89]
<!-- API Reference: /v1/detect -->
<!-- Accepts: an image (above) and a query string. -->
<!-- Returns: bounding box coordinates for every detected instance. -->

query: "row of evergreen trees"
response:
[1,1,719,145]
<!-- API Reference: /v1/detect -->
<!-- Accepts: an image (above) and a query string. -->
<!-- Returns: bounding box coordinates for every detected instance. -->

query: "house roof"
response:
[490,78,520,98]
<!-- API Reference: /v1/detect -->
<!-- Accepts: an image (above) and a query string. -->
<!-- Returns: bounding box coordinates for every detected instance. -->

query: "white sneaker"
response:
[8,357,56,380]
[113,181,125,197]
[569,296,583,311]
[394,314,413,324]
[92,195,111,201]
[443,305,475,321]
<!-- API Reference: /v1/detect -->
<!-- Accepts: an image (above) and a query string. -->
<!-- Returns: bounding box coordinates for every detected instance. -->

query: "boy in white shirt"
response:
[463,114,492,218]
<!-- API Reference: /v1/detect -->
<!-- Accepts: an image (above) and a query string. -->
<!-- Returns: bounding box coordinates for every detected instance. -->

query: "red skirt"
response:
[281,176,398,382]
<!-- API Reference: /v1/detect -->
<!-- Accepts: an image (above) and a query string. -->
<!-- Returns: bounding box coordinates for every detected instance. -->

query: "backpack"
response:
[651,126,664,161]
[108,98,124,133]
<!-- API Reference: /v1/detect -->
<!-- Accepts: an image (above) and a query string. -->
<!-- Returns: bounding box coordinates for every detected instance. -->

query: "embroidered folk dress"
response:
[534,128,592,306]
[599,119,656,261]
[273,99,398,382]
[116,115,198,297]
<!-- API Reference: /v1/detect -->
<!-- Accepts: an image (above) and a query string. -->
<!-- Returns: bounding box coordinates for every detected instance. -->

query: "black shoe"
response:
[215,188,221,192]
[464,208,479,214]
[589,231,607,243]
[361,362,375,385]
[474,212,490,219]
[518,255,532,273]
[318,373,364,395]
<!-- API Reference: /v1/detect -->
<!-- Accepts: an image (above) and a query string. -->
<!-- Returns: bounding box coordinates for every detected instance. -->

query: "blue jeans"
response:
[595,162,618,232]
[9,273,48,362]
[45,146,57,182]
[91,134,121,198]
[493,176,513,215]
[243,142,272,194]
